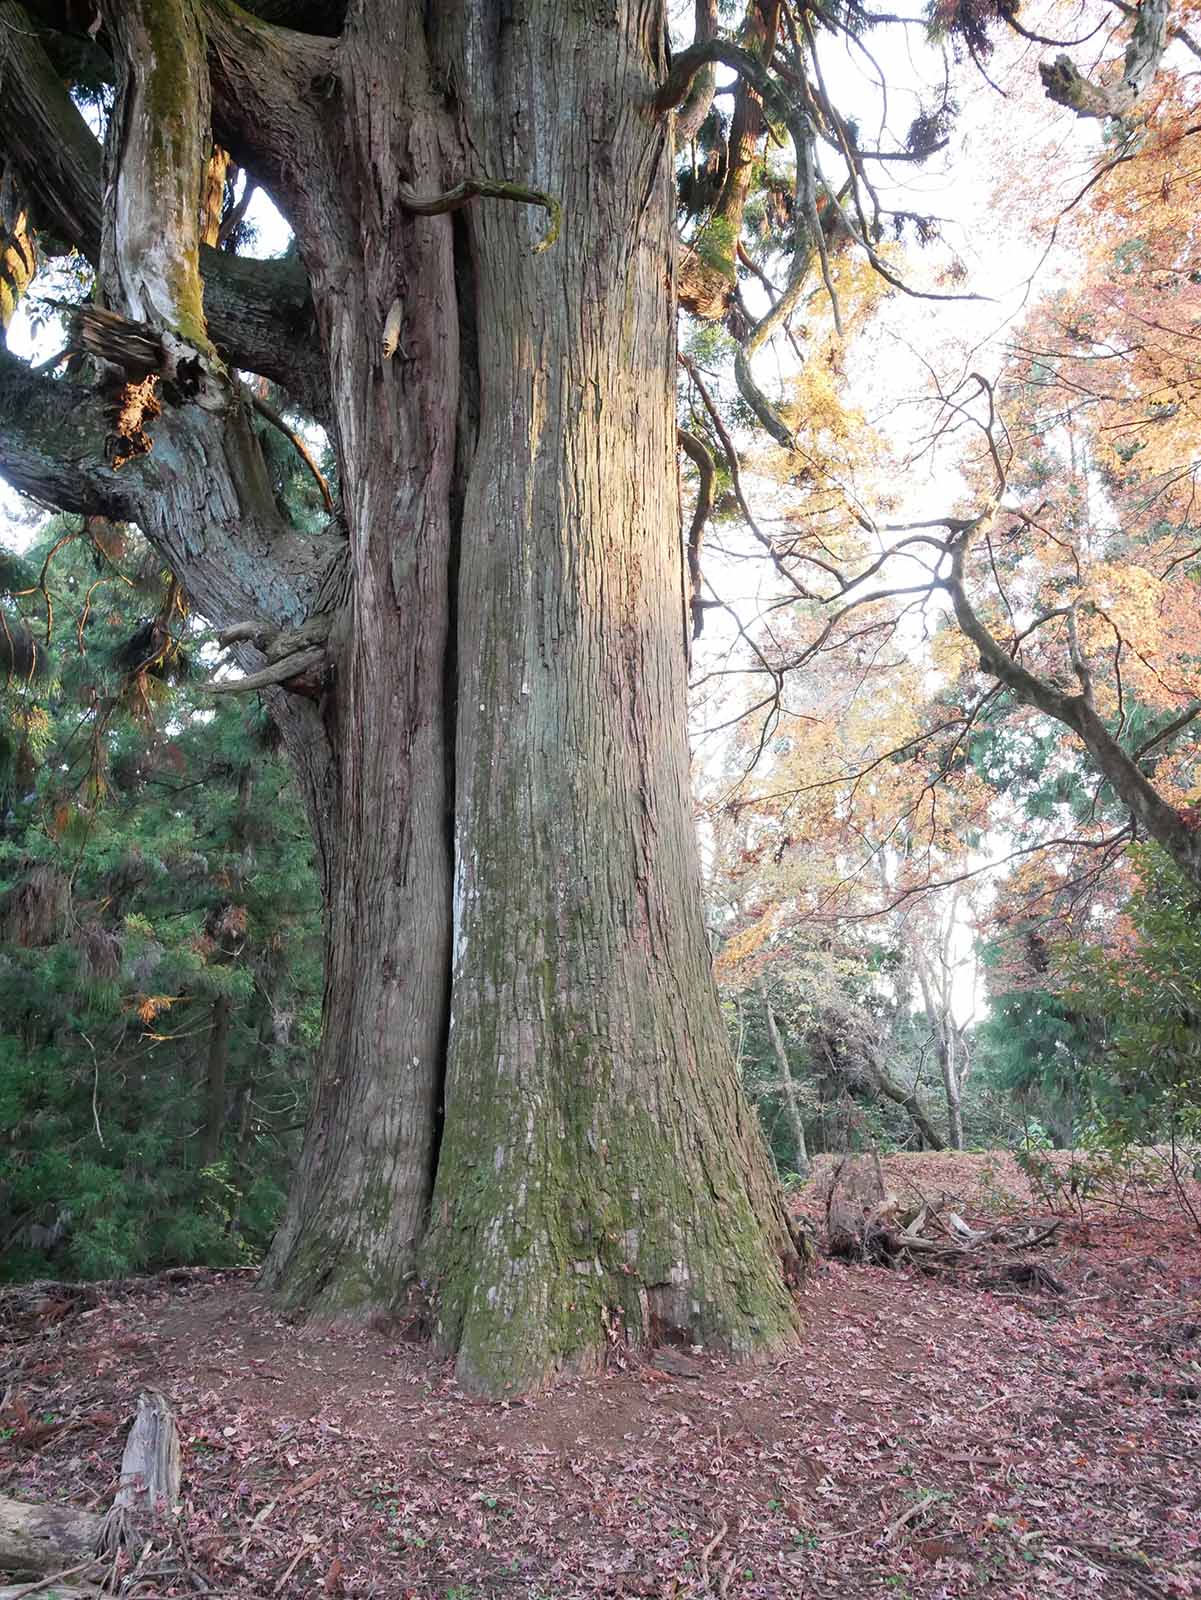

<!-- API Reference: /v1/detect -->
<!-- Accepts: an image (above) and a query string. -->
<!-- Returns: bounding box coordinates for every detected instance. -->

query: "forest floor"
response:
[2,1151,1199,1600]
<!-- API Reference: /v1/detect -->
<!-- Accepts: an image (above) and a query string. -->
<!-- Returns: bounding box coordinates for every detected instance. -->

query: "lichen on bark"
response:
[100,0,219,363]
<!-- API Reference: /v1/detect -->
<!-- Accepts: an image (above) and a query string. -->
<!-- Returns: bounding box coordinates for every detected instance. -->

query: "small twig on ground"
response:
[884,1492,940,1543]
[271,1544,310,1595]
[2,1560,99,1599]
[699,1519,728,1591]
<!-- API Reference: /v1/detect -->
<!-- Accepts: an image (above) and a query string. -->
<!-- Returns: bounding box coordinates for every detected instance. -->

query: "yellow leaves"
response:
[713,917,773,982]
[133,993,178,1025]
[1080,563,1161,639]
[929,624,976,685]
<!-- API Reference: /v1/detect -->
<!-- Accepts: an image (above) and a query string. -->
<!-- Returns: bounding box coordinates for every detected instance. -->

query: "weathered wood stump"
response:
[0,1388,180,1582]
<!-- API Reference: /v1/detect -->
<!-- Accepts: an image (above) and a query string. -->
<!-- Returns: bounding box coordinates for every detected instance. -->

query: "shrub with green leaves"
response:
[1064,844,1201,1152]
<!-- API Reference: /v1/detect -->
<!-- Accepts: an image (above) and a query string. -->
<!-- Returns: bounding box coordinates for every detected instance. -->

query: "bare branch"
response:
[945,511,1201,885]
[1134,701,1201,759]
[677,426,715,641]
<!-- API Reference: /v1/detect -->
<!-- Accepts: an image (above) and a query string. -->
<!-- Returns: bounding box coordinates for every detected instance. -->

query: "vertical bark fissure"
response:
[422,0,801,1396]
[431,212,481,1197]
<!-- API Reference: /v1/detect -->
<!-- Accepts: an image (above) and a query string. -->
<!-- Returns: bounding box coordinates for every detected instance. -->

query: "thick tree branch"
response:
[676,2,782,321]
[98,0,216,364]
[676,0,720,144]
[203,0,339,246]
[0,347,139,519]
[946,515,1201,885]
[0,347,338,632]
[0,1,105,257]
[206,643,325,693]
[1040,0,1170,120]
[0,3,327,413]
[654,37,789,121]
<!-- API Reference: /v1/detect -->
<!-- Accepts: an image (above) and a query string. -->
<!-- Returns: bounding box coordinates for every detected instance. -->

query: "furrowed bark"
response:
[423,1,801,1395]
[259,3,457,1315]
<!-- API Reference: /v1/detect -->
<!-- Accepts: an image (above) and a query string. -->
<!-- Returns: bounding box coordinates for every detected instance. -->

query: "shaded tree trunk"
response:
[762,987,810,1178]
[911,923,968,1151]
[199,995,229,1169]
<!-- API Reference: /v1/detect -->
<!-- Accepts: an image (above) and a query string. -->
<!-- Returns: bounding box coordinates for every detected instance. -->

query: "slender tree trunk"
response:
[199,995,230,1169]
[912,940,964,1150]
[761,988,810,1178]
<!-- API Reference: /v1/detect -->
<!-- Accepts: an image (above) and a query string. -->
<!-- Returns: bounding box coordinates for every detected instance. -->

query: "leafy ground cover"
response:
[1,1152,1198,1599]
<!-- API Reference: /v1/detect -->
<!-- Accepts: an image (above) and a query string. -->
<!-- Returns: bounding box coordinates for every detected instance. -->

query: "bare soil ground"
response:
[2,1151,1199,1599]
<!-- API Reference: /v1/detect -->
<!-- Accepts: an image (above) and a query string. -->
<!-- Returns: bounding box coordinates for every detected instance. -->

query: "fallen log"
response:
[0,1580,98,1593]
[0,1499,104,1579]
[0,1588,98,1598]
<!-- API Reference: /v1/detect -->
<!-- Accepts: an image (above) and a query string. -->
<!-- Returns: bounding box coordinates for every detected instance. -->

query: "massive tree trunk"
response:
[421,4,800,1391]
[0,0,804,1393]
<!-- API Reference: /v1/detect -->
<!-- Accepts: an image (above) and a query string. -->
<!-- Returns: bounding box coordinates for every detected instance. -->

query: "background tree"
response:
[0,517,321,1279]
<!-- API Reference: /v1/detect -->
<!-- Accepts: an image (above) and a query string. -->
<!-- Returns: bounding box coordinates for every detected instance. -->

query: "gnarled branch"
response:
[1039,0,1170,119]
[398,178,562,254]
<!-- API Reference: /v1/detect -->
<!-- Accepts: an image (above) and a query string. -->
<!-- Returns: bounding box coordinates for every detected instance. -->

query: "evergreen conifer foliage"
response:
[0,519,321,1280]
